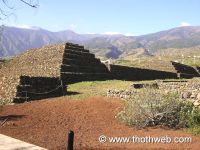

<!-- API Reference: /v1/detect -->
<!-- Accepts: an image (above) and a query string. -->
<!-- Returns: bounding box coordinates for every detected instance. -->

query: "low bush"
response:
[181,103,200,136]
[117,88,200,130]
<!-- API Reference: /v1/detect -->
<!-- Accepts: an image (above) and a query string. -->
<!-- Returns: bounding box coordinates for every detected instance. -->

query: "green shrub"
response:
[117,88,200,129]
[179,102,200,127]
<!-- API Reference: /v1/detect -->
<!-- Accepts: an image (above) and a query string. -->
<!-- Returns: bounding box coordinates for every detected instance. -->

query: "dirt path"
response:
[0,96,200,150]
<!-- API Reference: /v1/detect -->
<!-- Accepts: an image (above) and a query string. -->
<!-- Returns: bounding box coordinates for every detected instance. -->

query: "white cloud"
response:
[124,33,134,36]
[180,22,191,27]
[69,24,77,29]
[8,24,40,30]
[86,32,96,34]
[102,32,122,35]
[101,32,133,36]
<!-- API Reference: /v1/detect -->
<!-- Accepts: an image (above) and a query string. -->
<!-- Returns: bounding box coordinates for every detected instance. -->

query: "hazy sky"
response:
[3,0,200,35]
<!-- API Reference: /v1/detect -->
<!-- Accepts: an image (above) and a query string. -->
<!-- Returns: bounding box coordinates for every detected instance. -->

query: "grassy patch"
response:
[66,80,133,100]
[179,58,200,67]
[66,79,189,99]
[186,126,200,136]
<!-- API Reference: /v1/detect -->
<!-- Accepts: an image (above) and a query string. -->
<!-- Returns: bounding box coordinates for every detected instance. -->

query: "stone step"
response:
[15,89,63,101]
[82,49,90,53]
[60,64,109,73]
[19,76,60,86]
[14,76,65,103]
[65,48,89,53]
[64,49,94,57]
[63,53,95,60]
[62,58,102,66]
[65,45,84,51]
[65,43,84,49]
[13,97,30,103]
[16,84,62,92]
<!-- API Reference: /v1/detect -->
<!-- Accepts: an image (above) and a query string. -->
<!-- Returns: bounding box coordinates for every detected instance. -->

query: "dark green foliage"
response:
[0,58,11,64]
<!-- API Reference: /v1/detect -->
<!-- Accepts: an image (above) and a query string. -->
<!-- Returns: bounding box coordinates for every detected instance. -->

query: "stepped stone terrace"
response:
[0,42,199,103]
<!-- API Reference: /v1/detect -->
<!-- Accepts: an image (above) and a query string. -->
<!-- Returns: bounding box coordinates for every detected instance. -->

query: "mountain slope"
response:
[1,25,200,58]
[136,26,200,52]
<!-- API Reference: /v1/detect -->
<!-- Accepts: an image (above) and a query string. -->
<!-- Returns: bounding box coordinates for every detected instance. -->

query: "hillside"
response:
[1,26,200,59]
[84,26,200,57]
[137,26,200,52]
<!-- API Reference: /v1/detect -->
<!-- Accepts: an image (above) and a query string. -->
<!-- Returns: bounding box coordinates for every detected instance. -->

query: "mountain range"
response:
[1,25,200,59]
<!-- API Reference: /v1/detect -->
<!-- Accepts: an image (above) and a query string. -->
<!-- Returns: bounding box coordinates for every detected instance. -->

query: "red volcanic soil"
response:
[0,96,200,150]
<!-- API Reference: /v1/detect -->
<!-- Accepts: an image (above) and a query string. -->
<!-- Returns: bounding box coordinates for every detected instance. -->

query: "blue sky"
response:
[3,0,200,35]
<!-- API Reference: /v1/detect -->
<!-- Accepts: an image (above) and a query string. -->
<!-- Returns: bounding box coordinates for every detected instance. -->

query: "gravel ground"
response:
[0,96,200,150]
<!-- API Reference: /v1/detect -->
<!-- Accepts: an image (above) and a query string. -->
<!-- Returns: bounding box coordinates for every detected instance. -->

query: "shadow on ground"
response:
[0,115,25,121]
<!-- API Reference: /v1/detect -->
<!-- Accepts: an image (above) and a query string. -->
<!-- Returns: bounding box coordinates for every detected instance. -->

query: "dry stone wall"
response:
[107,79,200,106]
[158,80,200,102]
[171,61,200,78]
[108,61,200,81]
[109,65,178,81]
